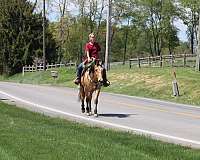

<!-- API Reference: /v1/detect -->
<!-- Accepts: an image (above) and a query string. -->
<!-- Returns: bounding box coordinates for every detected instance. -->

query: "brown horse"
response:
[79,64,104,117]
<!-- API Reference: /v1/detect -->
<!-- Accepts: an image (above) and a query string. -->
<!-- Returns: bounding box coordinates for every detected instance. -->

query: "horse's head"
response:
[93,64,104,84]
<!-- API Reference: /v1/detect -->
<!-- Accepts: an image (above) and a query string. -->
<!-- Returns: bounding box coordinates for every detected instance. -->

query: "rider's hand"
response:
[88,57,92,62]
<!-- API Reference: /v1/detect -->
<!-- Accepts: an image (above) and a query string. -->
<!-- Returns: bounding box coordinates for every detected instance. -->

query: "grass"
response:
[3,67,76,88]
[104,65,200,106]
[1,65,200,106]
[0,101,200,160]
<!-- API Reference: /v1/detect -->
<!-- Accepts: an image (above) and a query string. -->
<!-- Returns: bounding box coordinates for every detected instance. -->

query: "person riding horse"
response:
[74,33,110,87]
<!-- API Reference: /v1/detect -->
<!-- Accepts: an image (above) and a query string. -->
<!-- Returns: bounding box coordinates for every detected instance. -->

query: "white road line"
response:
[1,90,200,146]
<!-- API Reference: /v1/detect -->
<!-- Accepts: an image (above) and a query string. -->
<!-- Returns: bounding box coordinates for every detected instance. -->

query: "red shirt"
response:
[84,42,101,61]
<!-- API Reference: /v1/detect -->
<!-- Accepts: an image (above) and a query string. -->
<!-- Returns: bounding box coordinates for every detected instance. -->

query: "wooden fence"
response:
[129,54,196,68]
[22,62,76,76]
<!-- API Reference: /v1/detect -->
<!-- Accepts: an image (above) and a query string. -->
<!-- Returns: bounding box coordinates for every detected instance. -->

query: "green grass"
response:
[1,65,200,106]
[3,67,76,88]
[104,65,200,106]
[0,101,200,160]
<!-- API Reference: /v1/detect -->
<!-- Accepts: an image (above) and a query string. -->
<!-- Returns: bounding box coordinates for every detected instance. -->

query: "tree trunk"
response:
[191,26,194,54]
[195,11,200,71]
[123,28,128,65]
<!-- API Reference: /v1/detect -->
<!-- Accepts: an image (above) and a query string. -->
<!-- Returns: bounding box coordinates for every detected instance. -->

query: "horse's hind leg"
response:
[80,86,85,113]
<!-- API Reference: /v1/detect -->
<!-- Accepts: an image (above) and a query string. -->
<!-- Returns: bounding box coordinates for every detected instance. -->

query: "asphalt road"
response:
[0,82,200,148]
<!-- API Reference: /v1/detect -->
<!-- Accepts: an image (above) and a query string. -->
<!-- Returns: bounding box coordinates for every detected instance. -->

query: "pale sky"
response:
[174,19,188,42]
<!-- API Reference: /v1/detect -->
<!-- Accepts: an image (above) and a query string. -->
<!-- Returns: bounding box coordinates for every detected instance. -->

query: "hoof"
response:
[81,108,85,113]
[86,112,91,116]
[94,114,98,117]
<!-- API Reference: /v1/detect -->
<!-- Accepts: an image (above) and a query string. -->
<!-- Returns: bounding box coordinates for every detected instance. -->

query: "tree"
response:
[196,11,200,71]
[0,0,57,75]
[179,0,200,54]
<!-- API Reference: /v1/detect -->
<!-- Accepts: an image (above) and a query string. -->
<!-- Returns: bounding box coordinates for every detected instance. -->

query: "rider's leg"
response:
[74,63,83,84]
[102,67,110,87]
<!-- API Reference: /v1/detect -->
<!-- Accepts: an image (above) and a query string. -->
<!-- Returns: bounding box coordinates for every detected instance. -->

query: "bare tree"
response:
[96,0,105,38]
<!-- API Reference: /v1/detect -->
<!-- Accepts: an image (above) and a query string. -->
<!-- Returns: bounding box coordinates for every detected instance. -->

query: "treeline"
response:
[50,0,200,62]
[0,0,57,75]
[0,0,200,75]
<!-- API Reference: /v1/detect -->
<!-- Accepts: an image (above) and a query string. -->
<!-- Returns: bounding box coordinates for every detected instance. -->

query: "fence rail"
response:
[129,54,196,68]
[22,62,76,76]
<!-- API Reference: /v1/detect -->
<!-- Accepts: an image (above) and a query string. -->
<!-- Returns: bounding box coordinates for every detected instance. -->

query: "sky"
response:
[174,19,188,42]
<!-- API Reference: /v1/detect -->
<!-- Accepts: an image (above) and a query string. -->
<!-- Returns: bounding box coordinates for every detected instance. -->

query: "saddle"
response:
[80,59,110,87]
[81,59,96,76]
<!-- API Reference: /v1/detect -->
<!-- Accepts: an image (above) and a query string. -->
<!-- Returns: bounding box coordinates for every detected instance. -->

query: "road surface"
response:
[0,82,200,148]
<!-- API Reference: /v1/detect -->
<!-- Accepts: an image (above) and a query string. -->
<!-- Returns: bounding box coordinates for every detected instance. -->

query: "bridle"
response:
[88,65,103,88]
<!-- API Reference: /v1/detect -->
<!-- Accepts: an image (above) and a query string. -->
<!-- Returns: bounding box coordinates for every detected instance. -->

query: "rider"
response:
[74,33,110,87]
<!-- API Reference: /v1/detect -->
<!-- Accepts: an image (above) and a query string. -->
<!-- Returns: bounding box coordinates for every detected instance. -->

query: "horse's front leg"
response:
[89,98,92,115]
[86,93,92,116]
[86,97,90,116]
[81,100,85,113]
[94,89,100,117]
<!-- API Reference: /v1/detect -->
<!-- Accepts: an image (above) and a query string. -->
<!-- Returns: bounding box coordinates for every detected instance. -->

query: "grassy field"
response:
[0,101,200,160]
[104,65,200,105]
[2,65,200,106]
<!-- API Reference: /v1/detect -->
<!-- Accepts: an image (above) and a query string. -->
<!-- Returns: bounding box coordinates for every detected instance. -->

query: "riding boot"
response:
[102,68,110,87]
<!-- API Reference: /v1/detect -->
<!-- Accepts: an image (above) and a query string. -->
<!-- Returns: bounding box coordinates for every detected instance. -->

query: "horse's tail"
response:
[78,86,81,102]
[78,82,84,102]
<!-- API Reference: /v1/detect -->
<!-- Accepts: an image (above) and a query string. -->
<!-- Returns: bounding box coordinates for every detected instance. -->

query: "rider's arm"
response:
[85,43,91,62]
[86,50,91,61]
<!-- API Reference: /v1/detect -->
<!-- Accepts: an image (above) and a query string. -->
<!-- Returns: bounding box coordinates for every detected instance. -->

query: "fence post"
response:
[171,55,174,67]
[32,65,34,72]
[70,63,72,69]
[22,67,25,76]
[172,69,180,96]
[138,57,141,68]
[183,53,186,67]
[148,56,151,67]
[160,55,162,67]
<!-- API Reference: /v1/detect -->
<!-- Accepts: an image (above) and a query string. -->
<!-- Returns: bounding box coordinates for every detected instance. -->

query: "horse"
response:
[78,62,104,117]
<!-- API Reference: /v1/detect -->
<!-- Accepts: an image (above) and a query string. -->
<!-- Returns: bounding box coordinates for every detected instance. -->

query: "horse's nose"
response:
[99,79,104,84]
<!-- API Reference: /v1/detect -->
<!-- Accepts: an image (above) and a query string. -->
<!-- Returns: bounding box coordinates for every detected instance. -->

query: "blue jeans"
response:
[77,63,84,79]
